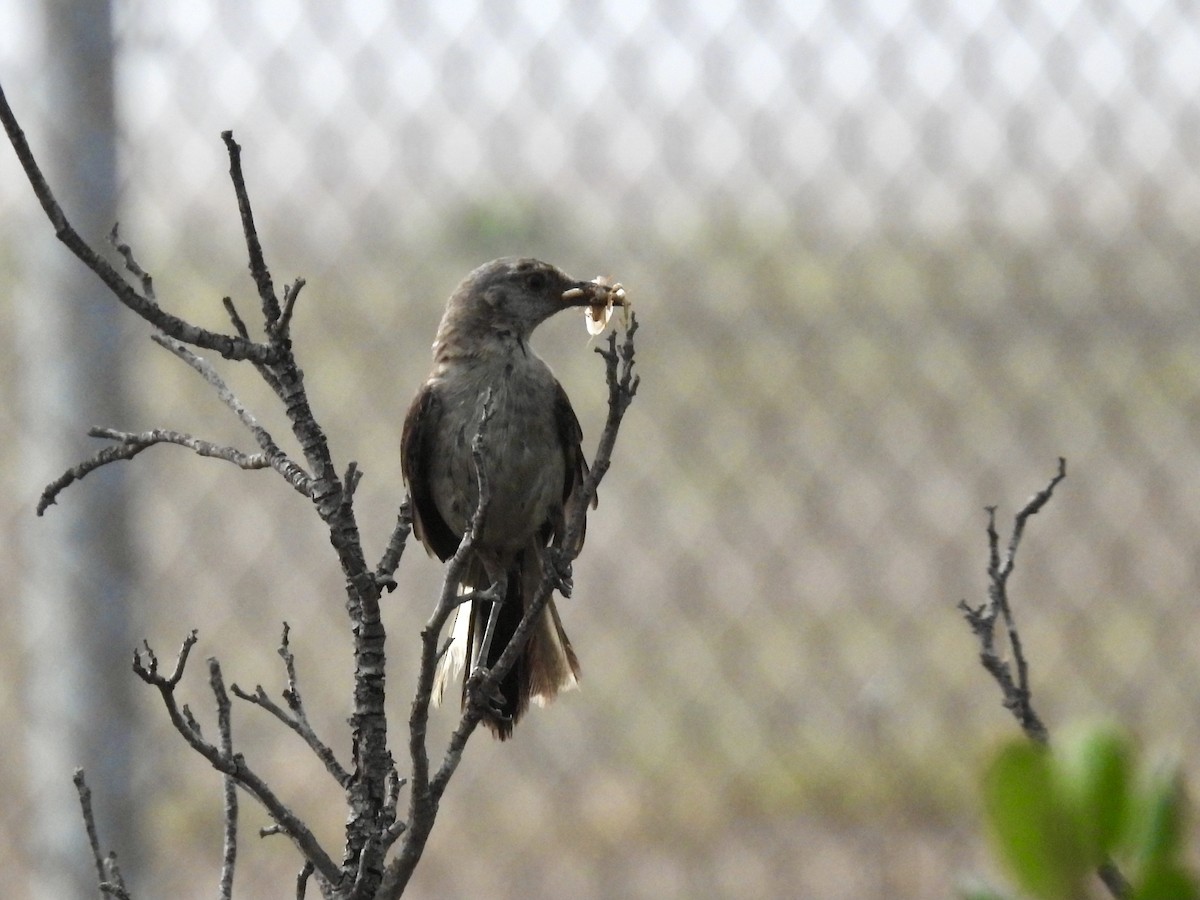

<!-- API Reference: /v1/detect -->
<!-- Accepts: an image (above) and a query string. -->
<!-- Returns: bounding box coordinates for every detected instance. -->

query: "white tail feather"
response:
[432,601,471,707]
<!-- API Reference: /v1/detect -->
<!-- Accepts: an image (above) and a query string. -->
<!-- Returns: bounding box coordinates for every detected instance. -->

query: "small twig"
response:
[182,704,204,740]
[959,458,1064,745]
[0,82,275,363]
[109,223,155,301]
[150,333,314,498]
[98,861,131,898]
[210,658,239,900]
[381,765,407,850]
[1097,862,1132,899]
[37,426,270,516]
[134,630,199,688]
[575,315,641,525]
[221,131,281,326]
[223,295,290,399]
[74,770,132,900]
[223,296,251,339]
[274,277,306,340]
[339,462,362,521]
[74,769,107,886]
[91,426,270,468]
[296,860,315,900]
[231,623,351,788]
[959,459,1131,900]
[133,634,341,887]
[374,500,413,592]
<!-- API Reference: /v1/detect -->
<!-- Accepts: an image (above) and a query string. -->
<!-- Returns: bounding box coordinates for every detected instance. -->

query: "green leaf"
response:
[1129,767,1188,872]
[1133,864,1200,900]
[983,741,1090,899]
[1054,724,1132,857]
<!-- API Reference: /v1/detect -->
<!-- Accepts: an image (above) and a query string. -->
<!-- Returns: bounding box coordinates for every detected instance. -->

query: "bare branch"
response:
[231,624,351,788]
[381,766,407,850]
[959,458,1064,745]
[37,426,270,516]
[1097,863,1132,899]
[133,635,341,887]
[91,426,270,468]
[74,769,107,887]
[109,223,155,301]
[297,860,315,900]
[275,277,306,340]
[959,459,1131,899]
[210,659,239,900]
[222,294,291,400]
[575,314,641,526]
[339,462,363,520]
[134,630,199,688]
[221,131,281,326]
[0,83,275,363]
[74,769,132,900]
[224,296,251,339]
[374,499,412,593]
[184,708,211,745]
[6,87,398,893]
[37,330,315,514]
[150,333,314,497]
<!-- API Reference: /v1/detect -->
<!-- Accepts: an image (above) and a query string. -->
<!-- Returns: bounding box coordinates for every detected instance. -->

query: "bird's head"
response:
[439,257,624,347]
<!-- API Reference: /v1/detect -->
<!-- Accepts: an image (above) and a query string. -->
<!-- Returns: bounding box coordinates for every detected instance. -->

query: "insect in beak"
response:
[563,277,629,334]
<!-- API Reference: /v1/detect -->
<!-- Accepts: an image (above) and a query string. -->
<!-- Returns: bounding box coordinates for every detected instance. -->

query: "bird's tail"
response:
[432,549,579,739]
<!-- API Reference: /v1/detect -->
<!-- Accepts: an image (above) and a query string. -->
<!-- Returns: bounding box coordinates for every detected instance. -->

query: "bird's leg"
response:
[472,569,509,672]
[454,582,501,609]
[465,570,510,723]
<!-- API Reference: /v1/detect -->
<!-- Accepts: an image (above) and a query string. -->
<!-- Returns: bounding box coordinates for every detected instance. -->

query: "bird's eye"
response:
[525,271,548,292]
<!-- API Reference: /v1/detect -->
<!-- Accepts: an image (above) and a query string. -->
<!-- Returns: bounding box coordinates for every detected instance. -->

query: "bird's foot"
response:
[466,666,509,721]
[549,548,574,598]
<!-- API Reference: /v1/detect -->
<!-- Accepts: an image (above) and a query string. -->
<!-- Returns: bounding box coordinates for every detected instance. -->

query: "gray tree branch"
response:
[0,82,276,364]
[73,770,131,900]
[134,635,342,889]
[960,459,1131,900]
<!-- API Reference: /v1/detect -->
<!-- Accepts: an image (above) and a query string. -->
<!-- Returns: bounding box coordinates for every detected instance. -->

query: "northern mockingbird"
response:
[401,257,622,739]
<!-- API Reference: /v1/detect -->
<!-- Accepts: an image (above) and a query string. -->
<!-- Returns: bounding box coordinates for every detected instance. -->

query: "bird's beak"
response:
[561,278,627,308]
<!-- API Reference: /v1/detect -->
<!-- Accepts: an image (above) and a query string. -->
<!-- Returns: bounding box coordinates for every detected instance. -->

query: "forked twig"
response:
[959,459,1130,898]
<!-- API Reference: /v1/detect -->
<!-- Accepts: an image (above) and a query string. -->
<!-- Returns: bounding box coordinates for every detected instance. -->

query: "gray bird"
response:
[401,257,620,739]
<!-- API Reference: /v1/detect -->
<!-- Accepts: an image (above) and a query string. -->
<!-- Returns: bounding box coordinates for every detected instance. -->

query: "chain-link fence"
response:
[4,1,1200,897]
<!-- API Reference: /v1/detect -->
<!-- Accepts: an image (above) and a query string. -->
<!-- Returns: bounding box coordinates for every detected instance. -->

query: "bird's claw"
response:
[466,666,509,721]
[549,548,574,597]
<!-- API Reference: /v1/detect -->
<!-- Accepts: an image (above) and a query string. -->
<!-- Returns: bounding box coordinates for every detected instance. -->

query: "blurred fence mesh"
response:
[4,1,1200,897]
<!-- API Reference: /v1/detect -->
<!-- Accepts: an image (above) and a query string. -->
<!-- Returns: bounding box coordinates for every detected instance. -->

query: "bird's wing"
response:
[552,378,594,551]
[401,381,460,560]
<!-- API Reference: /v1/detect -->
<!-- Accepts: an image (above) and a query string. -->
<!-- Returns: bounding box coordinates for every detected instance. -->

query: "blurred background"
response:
[3,1,1199,897]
